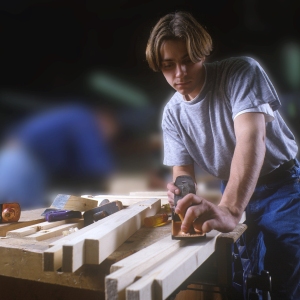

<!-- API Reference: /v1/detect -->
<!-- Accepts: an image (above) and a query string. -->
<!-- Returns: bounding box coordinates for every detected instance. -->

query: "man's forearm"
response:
[220,140,265,218]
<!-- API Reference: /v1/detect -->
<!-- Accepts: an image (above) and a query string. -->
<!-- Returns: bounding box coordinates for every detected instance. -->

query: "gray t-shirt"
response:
[162,56,298,180]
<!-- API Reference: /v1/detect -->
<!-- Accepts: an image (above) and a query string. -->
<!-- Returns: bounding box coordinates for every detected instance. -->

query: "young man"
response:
[146,11,300,300]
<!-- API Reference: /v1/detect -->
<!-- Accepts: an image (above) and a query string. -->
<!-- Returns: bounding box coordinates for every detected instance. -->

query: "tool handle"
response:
[46,210,82,222]
[174,175,196,206]
[0,203,21,223]
[173,175,196,222]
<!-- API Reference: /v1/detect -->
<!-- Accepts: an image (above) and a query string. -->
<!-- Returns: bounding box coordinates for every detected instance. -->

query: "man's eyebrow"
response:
[161,54,190,62]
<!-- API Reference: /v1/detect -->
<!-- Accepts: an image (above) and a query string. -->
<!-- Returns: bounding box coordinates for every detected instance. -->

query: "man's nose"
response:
[175,64,187,76]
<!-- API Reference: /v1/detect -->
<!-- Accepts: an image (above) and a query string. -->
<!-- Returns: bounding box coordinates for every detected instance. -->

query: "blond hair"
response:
[146,11,213,72]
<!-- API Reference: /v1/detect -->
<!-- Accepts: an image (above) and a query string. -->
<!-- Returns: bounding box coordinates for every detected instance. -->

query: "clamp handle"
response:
[247,270,272,300]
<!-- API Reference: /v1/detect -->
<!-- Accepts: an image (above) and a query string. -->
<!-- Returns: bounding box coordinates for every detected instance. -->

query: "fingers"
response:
[175,195,220,233]
[173,192,239,234]
[174,194,204,216]
[167,182,180,195]
[179,199,209,233]
[188,205,237,233]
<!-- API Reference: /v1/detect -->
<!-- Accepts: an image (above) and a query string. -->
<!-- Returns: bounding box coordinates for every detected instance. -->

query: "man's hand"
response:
[175,193,241,234]
[166,181,181,207]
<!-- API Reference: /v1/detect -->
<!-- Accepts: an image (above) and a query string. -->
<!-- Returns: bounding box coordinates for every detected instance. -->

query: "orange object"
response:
[144,213,169,227]
[0,203,21,223]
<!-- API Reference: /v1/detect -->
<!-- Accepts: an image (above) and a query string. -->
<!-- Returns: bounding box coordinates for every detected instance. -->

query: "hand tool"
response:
[0,202,21,223]
[45,210,82,222]
[172,175,206,240]
[83,200,123,226]
[49,194,99,211]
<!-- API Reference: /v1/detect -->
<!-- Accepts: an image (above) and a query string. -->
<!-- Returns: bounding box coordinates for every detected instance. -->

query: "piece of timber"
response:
[62,198,161,272]
[43,219,108,271]
[106,213,246,300]
[82,195,169,206]
[0,205,172,299]
[129,191,167,196]
[6,219,84,240]
[43,198,161,272]
[130,190,222,206]
[25,221,84,241]
[106,236,182,300]
[0,208,45,237]
[106,233,217,300]
[43,202,135,272]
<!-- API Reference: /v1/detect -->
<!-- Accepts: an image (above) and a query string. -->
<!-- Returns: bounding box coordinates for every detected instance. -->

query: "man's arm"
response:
[175,112,266,233]
[218,112,266,222]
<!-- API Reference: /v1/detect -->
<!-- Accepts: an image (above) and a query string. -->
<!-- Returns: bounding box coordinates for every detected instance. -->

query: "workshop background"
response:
[0,0,300,197]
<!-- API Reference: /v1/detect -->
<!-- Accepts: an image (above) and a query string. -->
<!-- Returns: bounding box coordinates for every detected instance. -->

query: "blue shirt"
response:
[11,104,115,177]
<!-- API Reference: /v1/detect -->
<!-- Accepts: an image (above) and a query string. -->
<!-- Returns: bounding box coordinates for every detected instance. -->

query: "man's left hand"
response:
[175,193,241,234]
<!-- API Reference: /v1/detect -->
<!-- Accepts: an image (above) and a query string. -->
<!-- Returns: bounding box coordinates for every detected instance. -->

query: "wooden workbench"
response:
[0,207,172,300]
[0,190,242,300]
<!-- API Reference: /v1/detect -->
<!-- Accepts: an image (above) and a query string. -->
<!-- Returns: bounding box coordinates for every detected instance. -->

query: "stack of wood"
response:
[0,191,245,300]
[43,198,162,272]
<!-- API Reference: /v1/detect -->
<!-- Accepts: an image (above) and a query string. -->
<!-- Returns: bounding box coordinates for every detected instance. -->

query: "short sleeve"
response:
[162,108,193,167]
[233,103,275,122]
[227,57,281,118]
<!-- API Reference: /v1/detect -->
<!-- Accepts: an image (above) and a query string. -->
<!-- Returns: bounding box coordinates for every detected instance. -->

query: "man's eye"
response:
[162,63,174,69]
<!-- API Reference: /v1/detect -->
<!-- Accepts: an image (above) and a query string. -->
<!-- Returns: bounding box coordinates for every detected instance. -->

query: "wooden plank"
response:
[124,232,218,300]
[43,212,121,271]
[107,213,246,300]
[6,225,37,237]
[0,202,171,296]
[0,208,45,237]
[129,189,222,206]
[105,236,180,300]
[82,195,169,206]
[25,220,84,241]
[43,243,64,271]
[85,199,162,264]
[129,191,167,196]
[7,220,70,238]
[62,198,161,273]
[0,238,107,296]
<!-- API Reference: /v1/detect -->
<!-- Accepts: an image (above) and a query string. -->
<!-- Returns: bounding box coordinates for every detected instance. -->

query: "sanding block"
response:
[172,175,206,240]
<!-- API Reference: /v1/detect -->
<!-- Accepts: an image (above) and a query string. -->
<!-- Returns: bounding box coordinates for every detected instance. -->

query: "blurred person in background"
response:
[0,101,120,209]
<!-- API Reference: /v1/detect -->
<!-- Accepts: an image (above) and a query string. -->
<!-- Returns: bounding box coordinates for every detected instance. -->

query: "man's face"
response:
[160,39,205,101]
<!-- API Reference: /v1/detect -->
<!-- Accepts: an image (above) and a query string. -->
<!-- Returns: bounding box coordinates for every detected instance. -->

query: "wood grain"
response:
[62,198,161,272]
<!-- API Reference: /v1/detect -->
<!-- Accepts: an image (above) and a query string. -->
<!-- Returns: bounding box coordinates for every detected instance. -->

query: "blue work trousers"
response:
[221,160,300,300]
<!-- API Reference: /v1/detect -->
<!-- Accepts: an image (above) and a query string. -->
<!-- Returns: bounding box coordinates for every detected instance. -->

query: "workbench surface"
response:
[0,207,171,300]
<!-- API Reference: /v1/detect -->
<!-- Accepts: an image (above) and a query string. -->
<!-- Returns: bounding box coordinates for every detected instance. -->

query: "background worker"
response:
[0,102,119,209]
[146,11,300,300]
